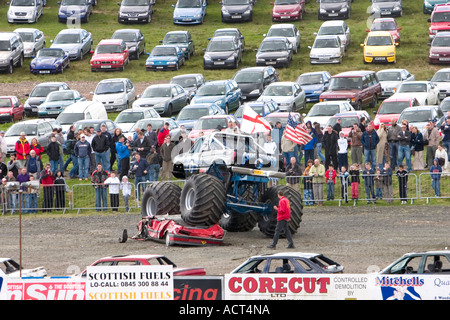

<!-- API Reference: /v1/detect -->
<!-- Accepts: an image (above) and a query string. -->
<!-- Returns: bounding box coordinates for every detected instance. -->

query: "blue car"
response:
[172,0,207,25]
[57,0,93,23]
[38,89,85,118]
[175,103,225,131]
[295,71,331,103]
[145,45,186,71]
[30,48,70,75]
[191,80,242,114]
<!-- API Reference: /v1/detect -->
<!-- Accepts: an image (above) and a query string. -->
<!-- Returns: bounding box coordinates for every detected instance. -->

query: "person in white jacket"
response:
[337,131,348,170]
[104,172,120,211]
[120,175,132,212]
[435,144,449,174]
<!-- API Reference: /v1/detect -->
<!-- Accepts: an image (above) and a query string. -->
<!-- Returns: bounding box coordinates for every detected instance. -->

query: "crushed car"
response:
[0,257,47,278]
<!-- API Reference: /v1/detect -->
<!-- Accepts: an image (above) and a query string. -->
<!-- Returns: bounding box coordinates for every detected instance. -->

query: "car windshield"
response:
[313,38,339,48]
[372,0,395,2]
[177,107,210,120]
[54,34,80,44]
[263,85,293,97]
[268,27,295,37]
[366,35,393,46]
[274,0,298,4]
[0,98,12,108]
[259,40,287,52]
[233,71,262,84]
[30,86,61,97]
[122,0,150,5]
[151,47,177,56]
[6,124,38,136]
[371,21,396,31]
[132,119,166,131]
[432,36,450,47]
[17,32,34,42]
[318,26,344,35]
[193,118,227,130]
[115,112,144,123]
[57,113,86,125]
[47,91,76,102]
[398,83,427,93]
[378,101,410,114]
[223,0,250,4]
[207,40,235,52]
[112,32,138,42]
[10,0,35,6]
[171,77,197,87]
[37,49,64,58]
[440,100,450,112]
[197,84,226,96]
[377,71,401,81]
[214,30,238,38]
[177,0,202,8]
[95,81,125,94]
[0,41,11,51]
[321,0,345,3]
[96,44,122,54]
[62,0,87,5]
[308,104,340,117]
[329,77,362,90]
[142,87,171,98]
[432,12,450,23]
[233,259,266,273]
[432,71,450,82]
[398,110,433,123]
[164,34,187,43]
[297,74,323,85]
[328,116,359,128]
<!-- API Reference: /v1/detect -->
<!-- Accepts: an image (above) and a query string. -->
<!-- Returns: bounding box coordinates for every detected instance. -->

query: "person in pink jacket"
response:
[267,190,295,249]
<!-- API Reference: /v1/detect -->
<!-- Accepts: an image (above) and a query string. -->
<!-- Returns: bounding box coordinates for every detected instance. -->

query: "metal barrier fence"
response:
[417,172,450,203]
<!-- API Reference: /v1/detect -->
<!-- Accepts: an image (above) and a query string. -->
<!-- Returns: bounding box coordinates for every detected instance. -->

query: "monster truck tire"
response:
[219,187,258,232]
[257,185,303,237]
[180,174,227,226]
[141,182,181,217]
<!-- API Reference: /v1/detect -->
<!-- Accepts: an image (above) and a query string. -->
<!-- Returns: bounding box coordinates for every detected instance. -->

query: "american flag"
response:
[285,113,313,145]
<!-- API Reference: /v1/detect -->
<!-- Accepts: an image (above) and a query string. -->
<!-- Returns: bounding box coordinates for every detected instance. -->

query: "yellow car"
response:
[361,31,397,64]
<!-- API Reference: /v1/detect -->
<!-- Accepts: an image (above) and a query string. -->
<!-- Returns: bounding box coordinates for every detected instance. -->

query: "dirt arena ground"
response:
[1,204,449,277]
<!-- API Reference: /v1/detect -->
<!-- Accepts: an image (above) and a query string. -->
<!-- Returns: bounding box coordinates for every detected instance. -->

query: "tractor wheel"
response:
[220,186,258,232]
[180,174,226,226]
[257,185,303,237]
[141,181,181,217]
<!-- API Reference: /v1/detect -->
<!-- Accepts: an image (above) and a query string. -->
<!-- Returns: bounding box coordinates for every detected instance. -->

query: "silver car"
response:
[309,35,344,64]
[50,28,93,60]
[315,20,351,51]
[257,81,306,112]
[377,68,415,99]
[0,32,24,74]
[7,0,44,24]
[14,28,45,58]
[264,24,301,54]
[91,78,137,112]
[430,68,450,101]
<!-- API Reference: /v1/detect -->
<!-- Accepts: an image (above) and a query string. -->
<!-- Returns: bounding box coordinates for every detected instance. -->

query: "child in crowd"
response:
[339,166,349,204]
[120,175,133,212]
[105,171,121,212]
[362,162,375,204]
[28,175,39,213]
[302,159,314,206]
[349,164,360,201]
[374,168,383,200]
[54,170,68,209]
[396,164,408,204]
[382,163,393,204]
[430,158,442,197]
[325,164,337,201]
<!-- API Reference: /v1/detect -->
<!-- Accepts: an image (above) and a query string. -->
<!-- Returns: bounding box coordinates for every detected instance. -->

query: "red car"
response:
[271,0,305,22]
[90,39,129,72]
[0,96,24,123]
[428,3,450,40]
[429,31,450,64]
[373,97,419,129]
[367,18,401,45]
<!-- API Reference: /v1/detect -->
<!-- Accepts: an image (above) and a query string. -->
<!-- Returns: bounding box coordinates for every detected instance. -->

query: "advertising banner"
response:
[7,278,85,300]
[85,265,173,300]
[174,276,224,300]
[0,277,6,300]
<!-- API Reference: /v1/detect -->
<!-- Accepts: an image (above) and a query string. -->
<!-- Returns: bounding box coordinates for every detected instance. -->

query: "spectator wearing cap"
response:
[74,134,92,180]
[92,128,111,172]
[14,132,30,168]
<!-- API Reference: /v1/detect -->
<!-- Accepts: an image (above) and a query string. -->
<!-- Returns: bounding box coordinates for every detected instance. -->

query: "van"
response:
[56,100,107,132]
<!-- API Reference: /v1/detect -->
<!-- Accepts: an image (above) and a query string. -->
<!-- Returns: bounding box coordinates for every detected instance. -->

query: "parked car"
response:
[232,66,279,101]
[57,0,93,23]
[302,100,354,129]
[429,31,450,64]
[0,32,24,74]
[324,110,372,138]
[117,0,154,24]
[203,36,242,69]
[390,81,440,105]
[188,114,239,140]
[172,0,207,25]
[91,78,137,112]
[191,80,242,114]
[114,108,160,132]
[233,100,280,123]
[370,0,403,17]
[424,0,449,14]
[309,35,344,64]
[296,71,332,102]
[132,84,190,117]
[373,97,419,129]
[271,0,305,22]
[381,250,450,274]
[257,81,306,112]
[170,73,206,98]
[362,31,397,64]
[50,28,93,60]
[7,0,43,24]
[212,28,245,53]
[376,68,415,99]
[264,111,302,127]
[24,82,70,117]
[160,30,195,59]
[431,67,450,101]
[367,17,401,44]
[14,28,45,58]
[29,48,70,74]
[318,0,351,20]
[221,0,254,22]
[319,70,382,110]
[439,96,450,113]
[90,39,130,72]
[0,96,24,123]
[315,20,351,51]
[230,252,344,274]
[37,90,85,118]
[176,103,225,131]
[145,45,185,71]
[397,105,445,132]
[264,24,301,54]
[73,119,118,136]
[255,36,293,68]
[4,119,56,154]
[0,258,47,278]
[127,117,182,141]
[428,3,450,40]
[111,28,146,60]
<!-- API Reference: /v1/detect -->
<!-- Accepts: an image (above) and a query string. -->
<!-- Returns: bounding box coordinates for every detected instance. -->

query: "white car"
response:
[91,78,137,112]
[7,0,44,24]
[264,24,301,54]
[315,20,351,51]
[14,28,45,58]
[309,35,344,64]
[302,100,354,129]
[376,68,415,99]
[257,81,306,112]
[390,81,440,106]
[430,68,450,101]
[114,108,160,132]
[0,257,47,278]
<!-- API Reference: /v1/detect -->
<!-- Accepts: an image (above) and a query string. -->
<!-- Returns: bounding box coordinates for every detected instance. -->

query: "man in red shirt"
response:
[267,190,295,249]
